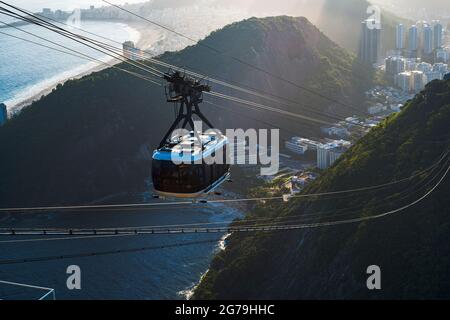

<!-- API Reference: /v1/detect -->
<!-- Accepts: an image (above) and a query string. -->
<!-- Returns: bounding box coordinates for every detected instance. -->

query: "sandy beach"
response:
[8,21,163,113]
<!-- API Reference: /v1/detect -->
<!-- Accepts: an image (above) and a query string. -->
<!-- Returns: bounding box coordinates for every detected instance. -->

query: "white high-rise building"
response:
[433,63,448,75]
[396,24,405,50]
[404,59,418,71]
[425,71,443,83]
[423,24,434,55]
[408,25,419,57]
[385,56,405,76]
[359,19,381,65]
[417,62,432,73]
[412,70,425,92]
[408,25,419,53]
[316,140,351,170]
[433,21,443,49]
[436,48,449,62]
[395,72,413,92]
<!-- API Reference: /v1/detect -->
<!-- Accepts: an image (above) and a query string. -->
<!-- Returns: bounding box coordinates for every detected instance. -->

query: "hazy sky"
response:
[7,0,145,11]
[6,0,450,18]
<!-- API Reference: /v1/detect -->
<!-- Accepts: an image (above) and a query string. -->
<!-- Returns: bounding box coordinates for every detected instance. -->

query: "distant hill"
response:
[314,0,412,55]
[193,78,450,299]
[0,16,372,207]
[215,0,411,55]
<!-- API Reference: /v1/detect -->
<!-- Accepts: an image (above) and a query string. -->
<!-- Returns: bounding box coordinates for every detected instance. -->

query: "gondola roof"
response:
[153,131,228,162]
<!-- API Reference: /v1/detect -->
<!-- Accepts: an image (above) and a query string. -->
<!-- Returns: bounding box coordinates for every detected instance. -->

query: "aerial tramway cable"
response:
[0,161,448,247]
[0,7,166,80]
[0,23,163,86]
[0,2,449,237]
[101,0,369,117]
[0,3,370,130]
[0,147,448,214]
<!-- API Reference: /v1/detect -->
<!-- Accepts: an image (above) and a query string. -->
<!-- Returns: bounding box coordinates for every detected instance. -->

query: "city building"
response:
[385,56,405,77]
[368,103,386,115]
[320,126,350,139]
[42,8,52,15]
[285,138,308,155]
[122,41,140,60]
[433,63,448,75]
[359,19,381,65]
[433,21,443,49]
[423,24,434,55]
[404,58,418,71]
[436,48,449,63]
[396,24,405,50]
[408,25,419,56]
[411,70,426,92]
[417,62,433,73]
[285,137,320,156]
[395,72,413,92]
[316,140,351,169]
[425,71,442,82]
[0,103,7,126]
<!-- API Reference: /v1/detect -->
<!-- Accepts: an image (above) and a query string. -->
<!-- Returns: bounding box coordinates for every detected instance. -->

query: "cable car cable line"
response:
[0,22,163,86]
[0,3,167,79]
[0,6,369,133]
[0,2,446,204]
[2,2,358,121]
[0,7,165,80]
[101,0,369,117]
[0,161,448,239]
[206,91,369,128]
[0,8,370,134]
[0,147,447,214]
[2,151,446,237]
[1,1,372,127]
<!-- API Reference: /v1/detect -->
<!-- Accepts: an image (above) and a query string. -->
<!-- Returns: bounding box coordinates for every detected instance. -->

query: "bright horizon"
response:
[8,0,146,11]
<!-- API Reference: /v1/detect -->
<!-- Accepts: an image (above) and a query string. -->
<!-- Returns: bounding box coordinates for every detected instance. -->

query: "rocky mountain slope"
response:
[193,78,450,299]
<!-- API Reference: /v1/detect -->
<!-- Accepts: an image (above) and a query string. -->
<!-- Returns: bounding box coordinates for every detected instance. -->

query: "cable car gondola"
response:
[152,71,230,198]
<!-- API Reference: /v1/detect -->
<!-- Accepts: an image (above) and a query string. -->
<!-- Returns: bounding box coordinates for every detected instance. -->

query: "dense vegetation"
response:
[194,78,450,299]
[0,16,372,207]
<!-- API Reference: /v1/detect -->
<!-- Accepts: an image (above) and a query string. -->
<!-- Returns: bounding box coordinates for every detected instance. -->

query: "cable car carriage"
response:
[152,71,230,198]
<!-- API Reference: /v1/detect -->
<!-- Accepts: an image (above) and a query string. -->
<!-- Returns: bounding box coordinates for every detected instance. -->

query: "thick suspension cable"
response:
[0,3,373,131]
[0,148,447,214]
[101,0,369,117]
[0,162,447,237]
[0,22,163,86]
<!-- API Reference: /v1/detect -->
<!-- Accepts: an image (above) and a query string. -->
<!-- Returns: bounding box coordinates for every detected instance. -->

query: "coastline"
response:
[6,21,161,114]
[178,232,232,300]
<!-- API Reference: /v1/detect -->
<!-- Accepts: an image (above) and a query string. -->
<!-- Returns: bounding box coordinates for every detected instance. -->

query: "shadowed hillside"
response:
[194,78,450,299]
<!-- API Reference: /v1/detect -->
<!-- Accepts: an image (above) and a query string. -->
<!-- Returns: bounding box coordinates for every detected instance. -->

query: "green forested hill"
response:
[0,16,371,207]
[194,78,450,299]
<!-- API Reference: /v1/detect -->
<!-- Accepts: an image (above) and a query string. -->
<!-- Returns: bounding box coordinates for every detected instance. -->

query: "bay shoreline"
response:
[6,20,161,113]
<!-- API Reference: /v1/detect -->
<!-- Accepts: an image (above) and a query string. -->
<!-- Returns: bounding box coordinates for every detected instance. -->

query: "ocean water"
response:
[0,21,140,112]
[0,17,247,300]
[0,201,242,299]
